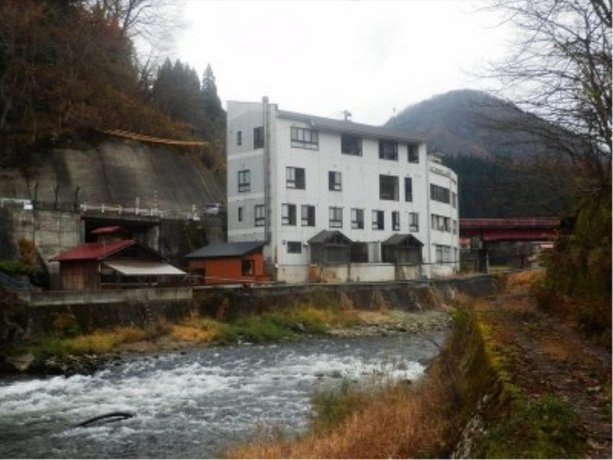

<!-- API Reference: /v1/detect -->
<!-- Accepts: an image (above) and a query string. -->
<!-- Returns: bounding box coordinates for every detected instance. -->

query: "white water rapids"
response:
[0,333,444,458]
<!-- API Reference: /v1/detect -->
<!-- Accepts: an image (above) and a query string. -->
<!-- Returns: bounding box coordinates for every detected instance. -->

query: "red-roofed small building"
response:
[50,227,185,290]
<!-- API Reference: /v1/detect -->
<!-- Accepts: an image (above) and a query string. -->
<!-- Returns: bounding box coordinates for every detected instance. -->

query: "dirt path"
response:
[478,275,611,458]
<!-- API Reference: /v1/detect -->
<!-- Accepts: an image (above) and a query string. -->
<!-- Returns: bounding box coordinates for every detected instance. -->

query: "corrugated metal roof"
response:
[50,240,135,262]
[278,110,424,144]
[382,234,424,247]
[184,241,266,259]
[104,260,185,276]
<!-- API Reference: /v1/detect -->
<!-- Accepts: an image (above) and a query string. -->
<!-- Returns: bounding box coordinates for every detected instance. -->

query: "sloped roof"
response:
[382,234,424,247]
[50,239,135,262]
[308,230,352,245]
[104,260,185,276]
[184,241,266,259]
[278,110,424,144]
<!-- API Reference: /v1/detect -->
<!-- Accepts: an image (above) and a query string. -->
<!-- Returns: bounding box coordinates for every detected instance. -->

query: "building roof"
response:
[308,230,353,245]
[277,110,424,144]
[184,241,266,259]
[104,260,185,276]
[382,234,424,247]
[50,239,136,262]
[91,226,127,235]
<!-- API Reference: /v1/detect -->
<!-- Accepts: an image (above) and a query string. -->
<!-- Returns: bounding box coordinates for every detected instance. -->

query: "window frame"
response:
[392,210,400,231]
[408,144,419,163]
[405,177,413,202]
[328,171,342,191]
[238,169,251,193]
[291,126,319,150]
[372,210,385,230]
[238,206,243,223]
[409,212,419,232]
[287,241,302,254]
[301,204,316,227]
[237,130,242,146]
[378,140,398,160]
[254,204,265,227]
[329,206,343,228]
[286,166,306,189]
[351,208,364,229]
[379,174,399,201]
[241,259,255,276]
[430,184,451,204]
[282,203,297,226]
[341,134,362,156]
[254,126,264,149]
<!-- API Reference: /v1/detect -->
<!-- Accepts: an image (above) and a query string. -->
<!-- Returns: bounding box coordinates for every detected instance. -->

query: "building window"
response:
[351,208,364,229]
[328,171,342,191]
[392,211,400,231]
[237,131,242,146]
[291,126,319,150]
[405,177,413,202]
[255,204,265,226]
[241,259,254,276]
[301,204,315,226]
[408,144,419,163]
[434,245,453,263]
[451,191,457,209]
[453,219,458,234]
[379,175,399,200]
[409,212,419,232]
[329,206,343,228]
[430,184,451,204]
[341,134,362,156]
[238,170,250,193]
[254,126,264,149]
[287,241,302,254]
[286,167,306,189]
[431,214,451,232]
[372,210,384,230]
[238,206,243,222]
[282,203,297,225]
[379,140,398,160]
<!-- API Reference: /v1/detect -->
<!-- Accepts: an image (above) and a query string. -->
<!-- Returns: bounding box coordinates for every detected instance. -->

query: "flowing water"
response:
[0,333,444,458]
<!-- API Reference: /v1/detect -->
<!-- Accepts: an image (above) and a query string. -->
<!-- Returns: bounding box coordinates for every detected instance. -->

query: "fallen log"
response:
[75,411,135,428]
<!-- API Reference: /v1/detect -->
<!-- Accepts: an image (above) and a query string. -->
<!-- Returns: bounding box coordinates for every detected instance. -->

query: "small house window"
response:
[237,131,242,146]
[238,206,243,222]
[392,211,400,231]
[287,241,302,254]
[329,171,342,191]
[431,184,451,204]
[286,167,306,189]
[351,208,364,229]
[291,126,319,150]
[255,204,265,226]
[341,134,362,156]
[238,170,251,193]
[408,144,419,163]
[282,203,297,225]
[329,207,343,228]
[372,210,384,230]
[301,204,315,226]
[379,140,398,160]
[254,126,264,149]
[241,259,254,276]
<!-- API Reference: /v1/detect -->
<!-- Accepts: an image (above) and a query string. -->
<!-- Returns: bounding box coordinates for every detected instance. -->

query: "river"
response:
[0,333,444,458]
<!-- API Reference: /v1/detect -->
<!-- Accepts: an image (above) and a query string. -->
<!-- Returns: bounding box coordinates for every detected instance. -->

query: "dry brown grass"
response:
[229,364,451,458]
[506,270,543,292]
[62,326,148,354]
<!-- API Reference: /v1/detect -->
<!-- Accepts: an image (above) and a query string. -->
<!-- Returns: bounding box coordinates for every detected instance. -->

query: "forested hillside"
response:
[0,0,225,175]
[386,90,574,217]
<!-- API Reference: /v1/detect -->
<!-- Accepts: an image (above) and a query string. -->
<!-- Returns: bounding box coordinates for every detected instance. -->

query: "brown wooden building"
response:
[50,228,185,290]
[184,241,268,285]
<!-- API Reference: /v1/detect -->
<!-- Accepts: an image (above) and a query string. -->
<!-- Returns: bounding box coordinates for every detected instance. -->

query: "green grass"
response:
[476,394,586,458]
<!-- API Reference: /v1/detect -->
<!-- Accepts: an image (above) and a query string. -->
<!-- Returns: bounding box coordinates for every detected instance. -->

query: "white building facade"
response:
[226,99,459,283]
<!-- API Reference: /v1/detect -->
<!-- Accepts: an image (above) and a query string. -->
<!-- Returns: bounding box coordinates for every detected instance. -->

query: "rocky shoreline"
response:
[0,309,451,377]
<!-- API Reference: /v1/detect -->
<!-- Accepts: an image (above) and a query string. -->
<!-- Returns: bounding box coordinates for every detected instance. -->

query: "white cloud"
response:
[174,0,513,125]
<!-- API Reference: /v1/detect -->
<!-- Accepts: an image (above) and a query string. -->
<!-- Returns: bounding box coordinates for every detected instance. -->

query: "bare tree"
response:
[487,0,611,198]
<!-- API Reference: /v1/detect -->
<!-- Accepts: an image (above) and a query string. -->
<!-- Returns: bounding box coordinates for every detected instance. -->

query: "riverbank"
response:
[0,301,451,376]
[229,271,611,458]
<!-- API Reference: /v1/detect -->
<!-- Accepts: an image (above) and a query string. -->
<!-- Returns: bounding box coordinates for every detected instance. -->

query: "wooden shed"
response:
[184,241,268,285]
[50,239,185,290]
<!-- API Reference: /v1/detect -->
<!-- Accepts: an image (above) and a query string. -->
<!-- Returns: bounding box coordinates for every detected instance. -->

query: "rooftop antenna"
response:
[342,110,352,121]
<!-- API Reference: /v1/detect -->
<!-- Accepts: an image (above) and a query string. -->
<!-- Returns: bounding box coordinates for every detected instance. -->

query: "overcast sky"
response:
[174,1,514,125]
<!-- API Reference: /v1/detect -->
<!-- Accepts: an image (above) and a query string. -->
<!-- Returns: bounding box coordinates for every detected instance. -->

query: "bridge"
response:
[460,217,560,244]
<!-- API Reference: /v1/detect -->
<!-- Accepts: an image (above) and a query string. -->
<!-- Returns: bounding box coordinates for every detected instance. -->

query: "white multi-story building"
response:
[226,98,459,283]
